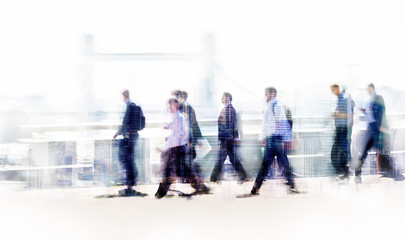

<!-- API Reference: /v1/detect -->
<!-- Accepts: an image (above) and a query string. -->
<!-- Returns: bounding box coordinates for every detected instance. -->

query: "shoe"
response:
[118,188,133,196]
[155,183,168,199]
[118,189,126,195]
[336,174,349,184]
[355,176,362,184]
[238,177,253,184]
[336,174,346,180]
[238,177,252,185]
[250,187,258,195]
[119,188,137,196]
[198,185,211,194]
[155,191,165,199]
[355,161,362,176]
[289,185,299,193]
[394,172,405,181]
[381,172,394,178]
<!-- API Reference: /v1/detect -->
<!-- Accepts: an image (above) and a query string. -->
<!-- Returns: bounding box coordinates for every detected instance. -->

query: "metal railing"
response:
[0,114,403,188]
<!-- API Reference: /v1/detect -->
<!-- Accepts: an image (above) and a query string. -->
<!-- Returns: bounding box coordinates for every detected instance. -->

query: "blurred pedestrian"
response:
[251,87,297,195]
[210,92,248,183]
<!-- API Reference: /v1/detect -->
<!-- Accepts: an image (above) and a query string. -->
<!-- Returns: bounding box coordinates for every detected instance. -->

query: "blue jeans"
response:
[356,126,381,176]
[254,136,294,189]
[118,136,138,187]
[210,139,247,182]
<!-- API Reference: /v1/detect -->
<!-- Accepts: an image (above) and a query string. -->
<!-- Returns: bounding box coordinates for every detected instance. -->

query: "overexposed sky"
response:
[1,0,405,114]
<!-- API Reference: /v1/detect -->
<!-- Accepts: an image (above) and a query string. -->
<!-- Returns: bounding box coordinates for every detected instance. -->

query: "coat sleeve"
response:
[231,107,239,140]
[190,107,203,141]
[373,96,385,129]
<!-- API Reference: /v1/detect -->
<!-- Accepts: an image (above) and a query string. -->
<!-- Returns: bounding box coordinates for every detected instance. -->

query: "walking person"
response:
[210,92,248,182]
[155,98,210,199]
[251,87,297,195]
[113,89,145,195]
[330,84,353,182]
[172,90,204,180]
[356,84,403,182]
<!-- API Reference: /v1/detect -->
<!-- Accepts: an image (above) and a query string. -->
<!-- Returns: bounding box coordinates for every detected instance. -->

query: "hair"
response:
[171,90,183,99]
[223,92,232,102]
[181,91,188,100]
[330,84,339,89]
[265,87,277,97]
[122,89,130,98]
[368,83,375,90]
[168,98,179,110]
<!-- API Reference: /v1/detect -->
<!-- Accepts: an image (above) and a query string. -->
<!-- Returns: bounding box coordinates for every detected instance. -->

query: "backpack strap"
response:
[271,101,277,115]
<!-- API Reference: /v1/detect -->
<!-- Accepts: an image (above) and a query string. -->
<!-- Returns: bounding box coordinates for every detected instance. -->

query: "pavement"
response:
[1,176,405,240]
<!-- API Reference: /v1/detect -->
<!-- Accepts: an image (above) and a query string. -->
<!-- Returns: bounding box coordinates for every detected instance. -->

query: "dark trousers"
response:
[356,127,381,176]
[118,136,138,187]
[331,126,350,176]
[254,136,294,189]
[156,146,205,197]
[183,143,203,180]
[210,139,247,182]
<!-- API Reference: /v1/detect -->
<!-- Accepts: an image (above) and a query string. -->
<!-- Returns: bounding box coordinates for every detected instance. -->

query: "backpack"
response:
[272,102,293,129]
[134,105,145,131]
[284,106,293,129]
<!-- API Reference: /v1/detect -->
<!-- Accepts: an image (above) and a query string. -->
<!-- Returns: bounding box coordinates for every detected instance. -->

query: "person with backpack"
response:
[113,89,145,195]
[250,87,297,195]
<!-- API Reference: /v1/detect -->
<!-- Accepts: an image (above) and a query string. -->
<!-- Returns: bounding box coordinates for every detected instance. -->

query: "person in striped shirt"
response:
[251,87,297,195]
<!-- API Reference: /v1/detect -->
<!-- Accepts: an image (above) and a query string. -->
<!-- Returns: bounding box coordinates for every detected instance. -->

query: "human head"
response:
[171,90,183,103]
[181,91,188,101]
[222,92,232,104]
[122,89,130,102]
[168,98,179,113]
[368,83,375,96]
[265,87,277,102]
[330,84,340,96]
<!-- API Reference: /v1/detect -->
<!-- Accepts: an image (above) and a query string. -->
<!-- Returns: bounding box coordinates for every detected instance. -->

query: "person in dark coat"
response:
[113,89,143,195]
[210,92,247,182]
[356,83,404,182]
